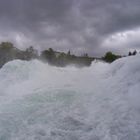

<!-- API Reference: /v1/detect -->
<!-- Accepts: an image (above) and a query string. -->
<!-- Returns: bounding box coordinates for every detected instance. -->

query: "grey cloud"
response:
[0,0,140,56]
[80,0,140,34]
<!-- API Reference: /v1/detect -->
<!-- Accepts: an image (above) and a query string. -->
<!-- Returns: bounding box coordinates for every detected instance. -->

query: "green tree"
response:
[41,48,56,63]
[103,52,119,63]
[0,42,14,50]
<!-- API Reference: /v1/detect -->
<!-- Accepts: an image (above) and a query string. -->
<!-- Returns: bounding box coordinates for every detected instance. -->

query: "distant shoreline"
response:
[0,41,137,68]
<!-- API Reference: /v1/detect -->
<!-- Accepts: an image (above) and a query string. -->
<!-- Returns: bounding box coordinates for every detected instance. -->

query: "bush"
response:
[103,52,120,63]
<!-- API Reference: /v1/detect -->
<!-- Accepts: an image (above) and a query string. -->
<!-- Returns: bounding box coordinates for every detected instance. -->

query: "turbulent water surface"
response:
[0,55,140,140]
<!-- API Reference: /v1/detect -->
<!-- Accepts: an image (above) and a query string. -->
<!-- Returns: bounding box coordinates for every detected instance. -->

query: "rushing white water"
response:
[0,55,140,140]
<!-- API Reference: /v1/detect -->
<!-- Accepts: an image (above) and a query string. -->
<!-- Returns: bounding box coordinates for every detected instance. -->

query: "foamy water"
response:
[0,55,140,140]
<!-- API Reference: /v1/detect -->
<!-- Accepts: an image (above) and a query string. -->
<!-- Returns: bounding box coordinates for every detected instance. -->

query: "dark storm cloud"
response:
[0,0,140,56]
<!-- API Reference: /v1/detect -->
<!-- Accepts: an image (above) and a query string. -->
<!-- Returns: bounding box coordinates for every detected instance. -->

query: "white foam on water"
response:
[0,55,140,140]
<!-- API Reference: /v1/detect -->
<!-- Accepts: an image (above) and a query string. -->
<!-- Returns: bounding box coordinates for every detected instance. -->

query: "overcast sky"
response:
[0,0,140,56]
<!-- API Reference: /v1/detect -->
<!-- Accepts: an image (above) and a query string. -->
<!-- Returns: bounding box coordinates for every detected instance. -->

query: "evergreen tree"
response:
[128,51,132,56]
[67,50,71,56]
[132,50,137,55]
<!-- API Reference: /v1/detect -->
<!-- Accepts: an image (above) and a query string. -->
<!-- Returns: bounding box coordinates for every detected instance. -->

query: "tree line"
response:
[0,42,93,67]
[0,41,138,68]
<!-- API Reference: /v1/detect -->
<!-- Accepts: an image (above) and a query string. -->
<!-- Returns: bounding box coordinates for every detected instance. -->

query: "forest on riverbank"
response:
[0,42,137,68]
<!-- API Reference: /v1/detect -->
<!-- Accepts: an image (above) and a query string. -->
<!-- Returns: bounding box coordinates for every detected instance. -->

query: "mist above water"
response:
[0,55,140,140]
